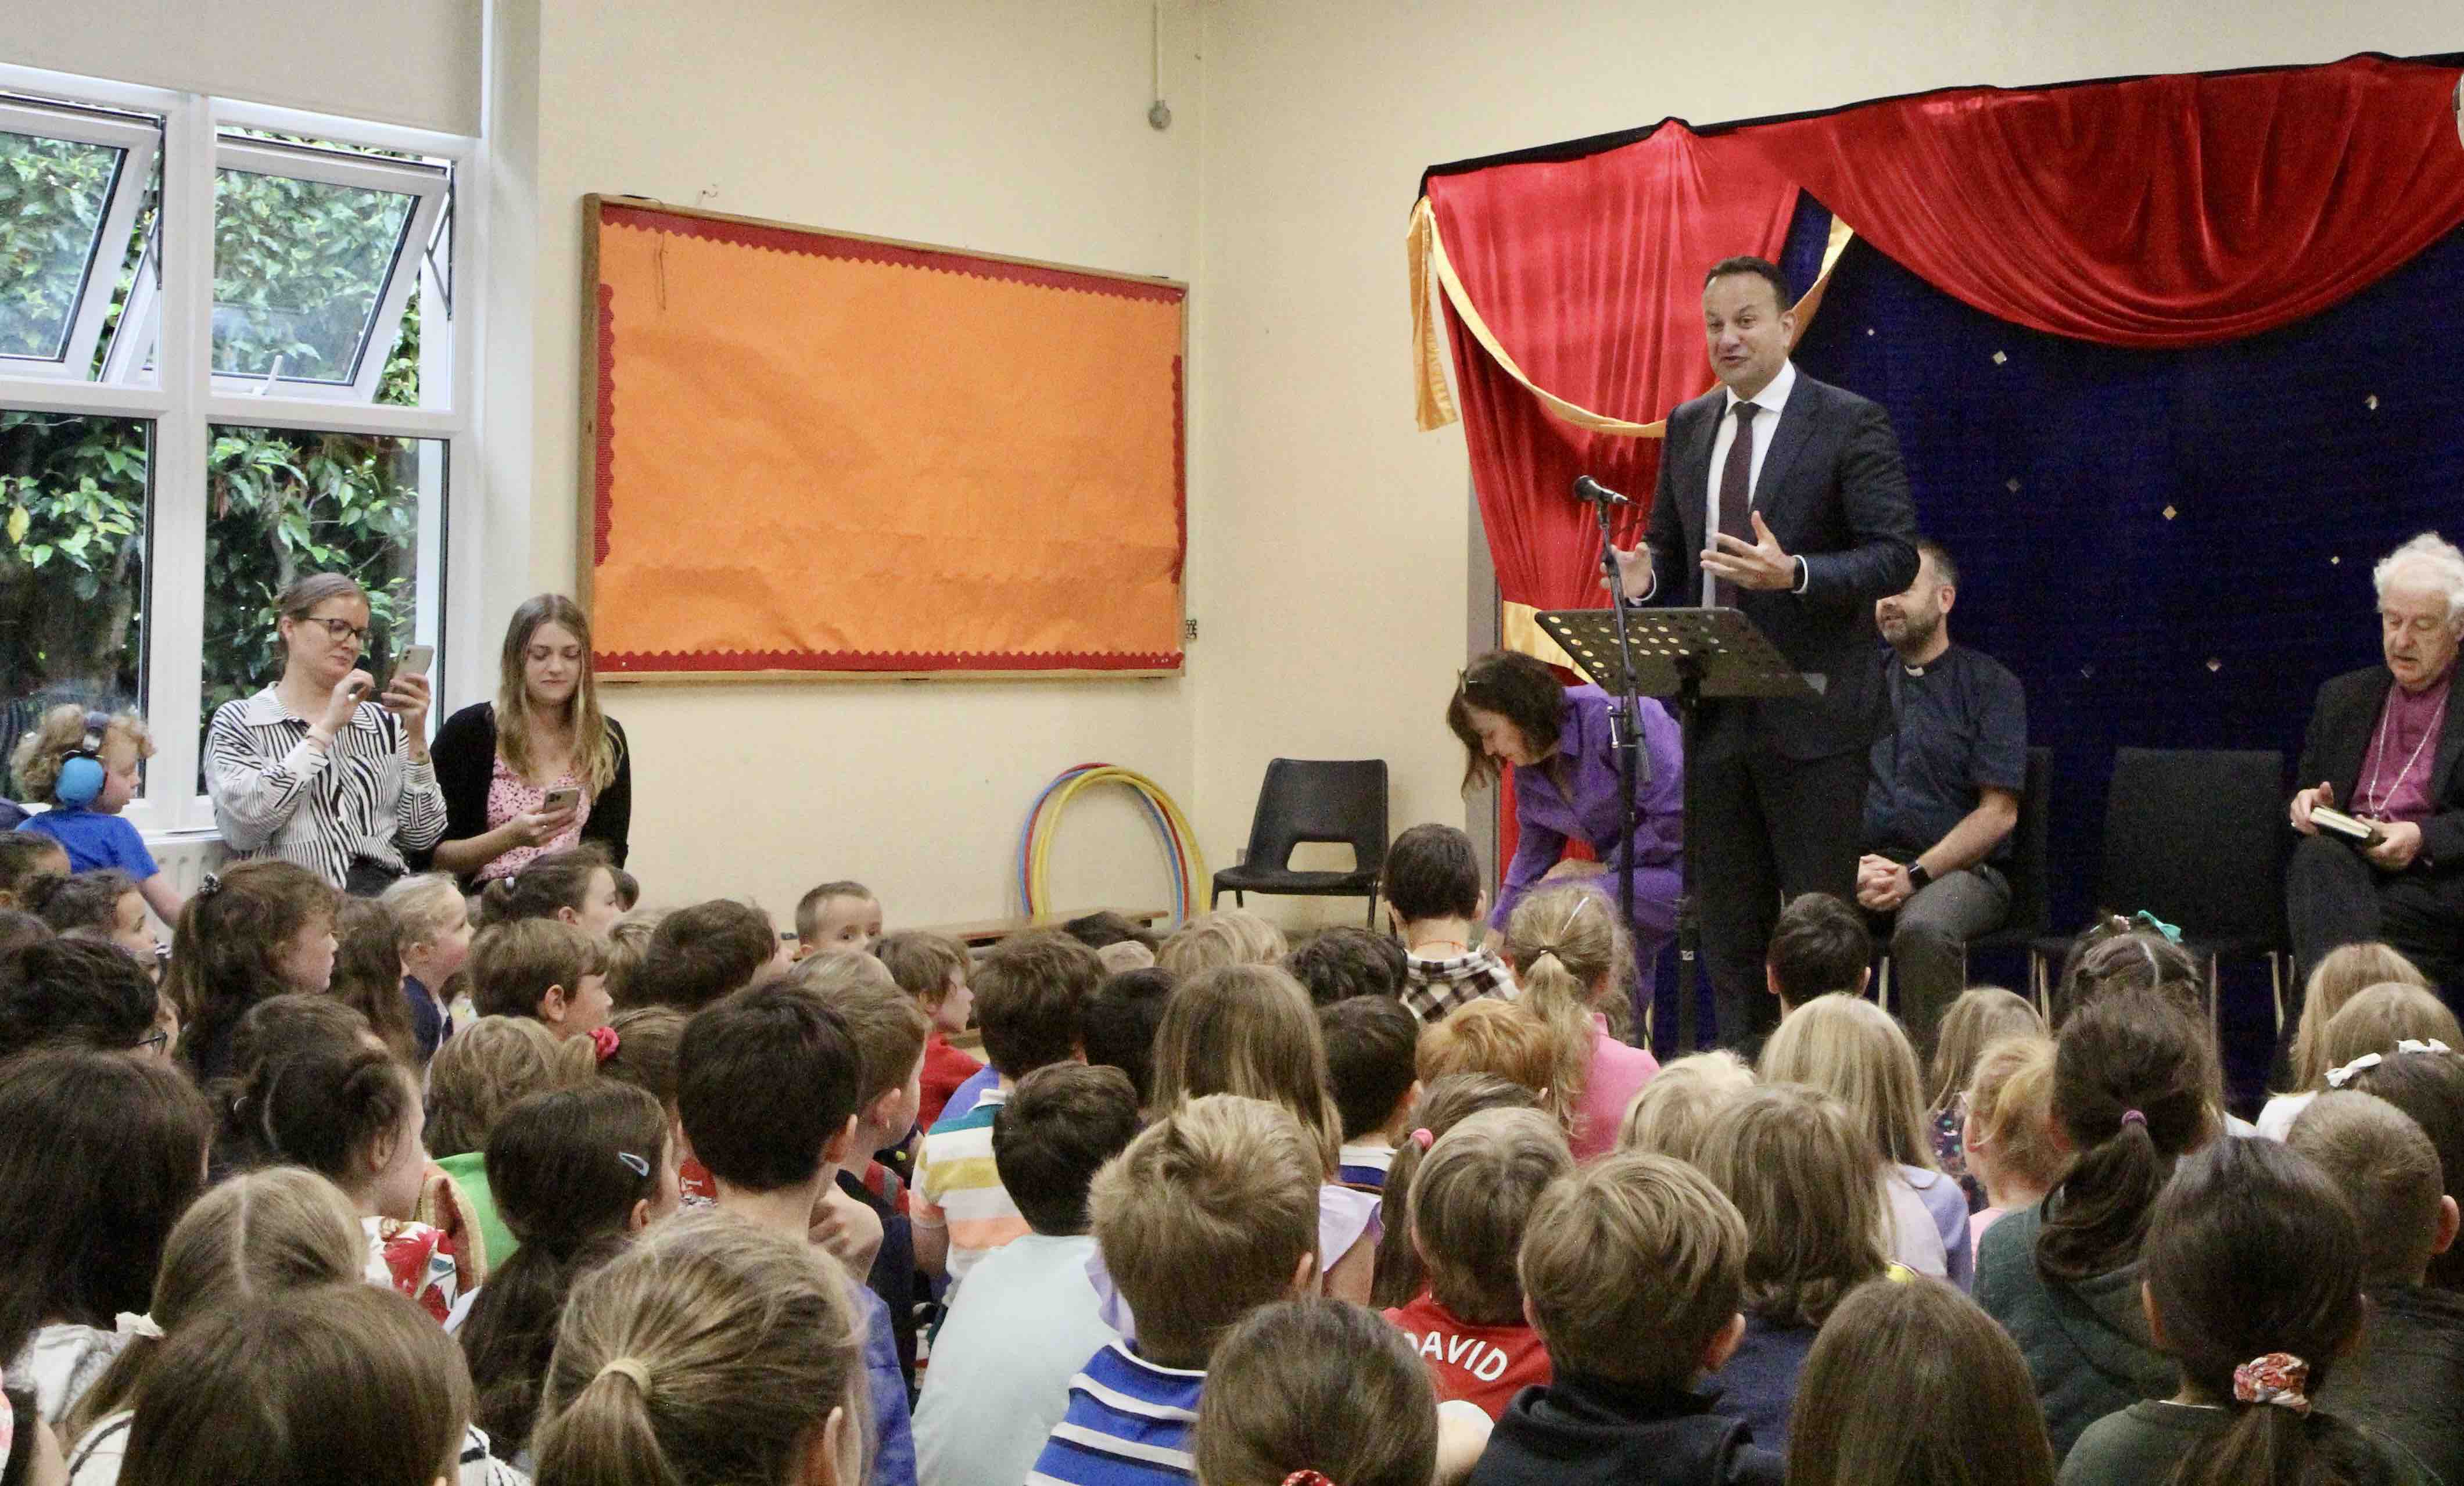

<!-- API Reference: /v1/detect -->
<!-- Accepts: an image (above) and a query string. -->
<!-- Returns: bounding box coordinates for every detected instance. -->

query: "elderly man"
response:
[2289,532,2464,994]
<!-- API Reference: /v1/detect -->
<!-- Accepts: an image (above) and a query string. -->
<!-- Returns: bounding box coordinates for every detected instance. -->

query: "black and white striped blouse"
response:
[205,686,449,888]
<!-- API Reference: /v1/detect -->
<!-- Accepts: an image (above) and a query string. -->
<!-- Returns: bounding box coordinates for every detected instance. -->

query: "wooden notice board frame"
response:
[579,195,1189,683]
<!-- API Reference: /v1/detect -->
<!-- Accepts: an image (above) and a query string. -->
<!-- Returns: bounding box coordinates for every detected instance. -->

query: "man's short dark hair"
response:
[1319,995,1421,1143]
[1703,255,1792,310]
[677,984,859,1192]
[993,1063,1143,1235]
[0,938,159,1061]
[1766,893,1872,1005]
[1084,968,1175,1103]
[1283,927,1407,1007]
[974,931,1100,1079]
[640,900,778,1011]
[1384,823,1483,924]
[1914,537,1960,590]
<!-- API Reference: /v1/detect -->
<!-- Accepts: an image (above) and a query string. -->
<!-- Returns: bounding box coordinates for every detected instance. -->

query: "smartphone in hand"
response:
[542,784,582,813]
[392,644,435,680]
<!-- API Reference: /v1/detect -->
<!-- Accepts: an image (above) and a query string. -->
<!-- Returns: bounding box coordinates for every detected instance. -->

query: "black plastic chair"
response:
[1210,759,1389,927]
[2029,747,2289,1026]
[1877,746,2051,1014]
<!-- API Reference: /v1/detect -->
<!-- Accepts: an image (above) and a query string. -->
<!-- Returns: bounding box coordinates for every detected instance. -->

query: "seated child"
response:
[1084,967,1175,1111]
[1061,910,1160,956]
[1763,892,1870,1016]
[600,911,658,1005]
[611,867,639,911]
[472,844,623,939]
[1385,1108,1569,1419]
[1787,1276,2058,1486]
[1371,1075,1543,1311]
[458,1082,679,1460]
[636,898,793,1011]
[914,931,1100,1283]
[1156,910,1287,977]
[677,981,915,1486]
[1696,1085,1893,1451]
[1615,1050,1755,1165]
[1027,1093,1322,1486]
[1762,993,1971,1289]
[798,879,883,958]
[596,1004,686,1112]
[165,858,339,1081]
[1963,1035,2067,1249]
[0,938,168,1063]
[1285,926,1408,1006]
[1416,999,1559,1117]
[469,918,614,1040]
[380,873,475,1062]
[9,706,182,923]
[2061,1136,2438,1485]
[2312,985,2464,1083]
[0,906,48,957]
[1320,994,1421,1188]
[878,928,983,1130]
[425,1016,599,1270]
[1466,1152,1783,1486]
[1926,988,2046,1207]
[327,896,419,1061]
[2340,1044,2464,1292]
[0,832,71,910]
[529,1211,871,1486]
[2258,941,2430,1139]
[1383,823,1517,1025]
[1499,885,1659,1161]
[1200,1298,1484,1486]
[22,870,155,963]
[2289,1090,2464,1485]
[913,1064,1142,1486]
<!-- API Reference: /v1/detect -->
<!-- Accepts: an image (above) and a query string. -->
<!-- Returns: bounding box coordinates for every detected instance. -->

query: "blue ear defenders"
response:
[54,711,111,807]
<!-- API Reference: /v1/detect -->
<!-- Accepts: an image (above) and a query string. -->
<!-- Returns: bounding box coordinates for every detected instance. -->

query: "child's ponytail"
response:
[2036,992,2211,1283]
[1368,1074,1538,1310]
[1501,885,1633,1125]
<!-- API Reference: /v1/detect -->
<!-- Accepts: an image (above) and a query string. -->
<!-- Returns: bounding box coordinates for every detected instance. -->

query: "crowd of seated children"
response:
[1321,994,1421,1188]
[1383,823,1517,1025]
[1924,987,2046,1205]
[1286,925,1409,1006]
[1759,993,1971,1287]
[1498,885,1658,1160]
[2259,941,2434,1138]
[1382,1108,1568,1419]
[425,1015,600,1272]
[914,1064,1141,1486]
[1615,1050,1754,1165]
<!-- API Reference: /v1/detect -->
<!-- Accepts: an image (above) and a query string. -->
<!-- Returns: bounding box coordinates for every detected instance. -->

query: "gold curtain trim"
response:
[1500,600,1581,669]
[1409,198,1856,437]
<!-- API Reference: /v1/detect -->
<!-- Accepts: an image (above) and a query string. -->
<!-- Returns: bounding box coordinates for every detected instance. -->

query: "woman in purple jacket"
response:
[1448,649,1684,1019]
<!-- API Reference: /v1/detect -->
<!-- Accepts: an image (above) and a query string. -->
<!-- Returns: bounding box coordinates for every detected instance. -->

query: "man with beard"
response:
[1855,539,2026,1056]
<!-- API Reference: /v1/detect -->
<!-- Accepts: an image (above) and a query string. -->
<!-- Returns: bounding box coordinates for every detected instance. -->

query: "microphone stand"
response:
[1575,477,1651,1040]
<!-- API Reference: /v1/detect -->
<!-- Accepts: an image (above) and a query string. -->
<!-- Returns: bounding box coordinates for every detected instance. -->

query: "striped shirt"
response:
[1027,1341,1204,1486]
[1337,1141,1396,1190]
[912,1086,1028,1282]
[205,686,447,888]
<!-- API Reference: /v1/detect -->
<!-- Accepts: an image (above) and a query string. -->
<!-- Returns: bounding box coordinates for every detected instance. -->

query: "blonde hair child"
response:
[1961,1035,2068,1250]
[1761,993,1972,1287]
[1500,884,1658,1160]
[1156,910,1289,977]
[1925,988,2045,1201]
[381,873,475,1063]
[1617,1050,1756,1164]
[1415,999,1559,1117]
[1195,1300,1451,1486]
[9,705,183,924]
[2289,943,2430,1091]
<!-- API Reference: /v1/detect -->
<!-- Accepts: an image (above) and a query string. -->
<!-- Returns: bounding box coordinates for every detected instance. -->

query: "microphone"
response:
[1572,475,1631,507]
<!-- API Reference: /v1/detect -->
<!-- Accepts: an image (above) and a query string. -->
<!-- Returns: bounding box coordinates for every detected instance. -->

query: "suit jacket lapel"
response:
[1753,381,1819,518]
[1678,397,1722,557]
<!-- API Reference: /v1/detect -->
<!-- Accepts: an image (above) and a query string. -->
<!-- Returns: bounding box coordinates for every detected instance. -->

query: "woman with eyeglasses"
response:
[205,573,446,894]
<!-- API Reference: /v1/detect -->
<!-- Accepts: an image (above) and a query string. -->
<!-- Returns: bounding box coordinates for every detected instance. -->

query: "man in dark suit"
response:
[1612,255,1919,1049]
[2287,532,2464,995]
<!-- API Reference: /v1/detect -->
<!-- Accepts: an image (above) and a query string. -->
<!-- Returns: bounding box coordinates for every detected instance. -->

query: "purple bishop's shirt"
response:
[2355,670,2452,827]
[1490,685,1685,932]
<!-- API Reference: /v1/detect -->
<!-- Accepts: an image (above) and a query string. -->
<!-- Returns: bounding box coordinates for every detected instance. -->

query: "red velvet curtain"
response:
[1740,55,2464,347]
[1426,123,1801,624]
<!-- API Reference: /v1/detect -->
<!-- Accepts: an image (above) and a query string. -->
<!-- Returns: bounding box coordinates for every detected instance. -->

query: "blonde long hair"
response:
[1761,992,1938,1172]
[497,593,621,794]
[1148,964,1343,1176]
[2290,943,2432,1093]
[1500,885,1632,1125]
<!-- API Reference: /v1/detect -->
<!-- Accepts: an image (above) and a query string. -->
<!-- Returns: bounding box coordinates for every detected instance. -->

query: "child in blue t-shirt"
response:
[10,705,184,924]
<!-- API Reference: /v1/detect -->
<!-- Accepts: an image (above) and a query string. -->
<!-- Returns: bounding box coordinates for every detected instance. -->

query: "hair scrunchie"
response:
[2233,1352,2310,1413]
[1283,1473,1339,1486]
[1409,1128,1434,1152]
[589,1024,621,1064]
[2119,1109,2147,1129]
[596,1356,652,1391]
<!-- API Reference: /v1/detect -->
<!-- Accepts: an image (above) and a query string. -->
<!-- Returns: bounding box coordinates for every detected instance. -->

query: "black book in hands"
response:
[2312,805,2385,847]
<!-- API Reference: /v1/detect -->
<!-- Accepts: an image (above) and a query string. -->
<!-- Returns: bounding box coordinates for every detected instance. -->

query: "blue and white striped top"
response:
[205,686,447,889]
[1027,1340,1205,1486]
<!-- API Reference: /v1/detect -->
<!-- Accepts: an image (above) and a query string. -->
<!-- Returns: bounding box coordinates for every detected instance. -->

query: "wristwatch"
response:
[1905,861,1934,892]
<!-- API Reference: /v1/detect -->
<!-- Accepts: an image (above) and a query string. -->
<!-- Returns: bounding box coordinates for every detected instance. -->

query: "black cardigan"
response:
[421,702,631,879]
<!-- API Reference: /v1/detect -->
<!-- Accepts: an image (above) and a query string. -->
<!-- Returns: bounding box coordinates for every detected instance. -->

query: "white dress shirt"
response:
[1632,358,1809,606]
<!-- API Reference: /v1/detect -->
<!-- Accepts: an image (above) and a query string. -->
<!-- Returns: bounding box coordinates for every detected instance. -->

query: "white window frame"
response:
[0,96,159,383]
[0,64,486,842]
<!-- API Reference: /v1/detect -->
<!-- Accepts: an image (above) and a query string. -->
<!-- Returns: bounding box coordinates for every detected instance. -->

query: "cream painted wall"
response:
[518,0,1207,927]
[1186,1,2463,933]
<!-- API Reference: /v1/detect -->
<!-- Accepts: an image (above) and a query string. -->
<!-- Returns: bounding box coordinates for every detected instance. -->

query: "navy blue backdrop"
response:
[1648,199,2464,1096]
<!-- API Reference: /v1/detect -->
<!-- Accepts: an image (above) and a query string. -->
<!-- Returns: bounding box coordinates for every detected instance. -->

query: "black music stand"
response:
[1536,606,1813,1054]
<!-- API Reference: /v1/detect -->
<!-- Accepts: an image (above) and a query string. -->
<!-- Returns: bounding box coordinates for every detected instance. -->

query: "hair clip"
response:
[2327,1053,2386,1089]
[1283,1473,1339,1486]
[115,1312,165,1341]
[2130,910,2182,945]
[2119,1109,2146,1128]
[195,872,222,899]
[2398,1039,2454,1056]
[2232,1352,2309,1413]
[1410,1128,1434,1151]
[589,1024,621,1064]
[616,1151,651,1179]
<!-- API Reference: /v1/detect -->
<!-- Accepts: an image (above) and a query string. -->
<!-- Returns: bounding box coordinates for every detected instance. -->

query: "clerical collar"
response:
[1902,662,1927,677]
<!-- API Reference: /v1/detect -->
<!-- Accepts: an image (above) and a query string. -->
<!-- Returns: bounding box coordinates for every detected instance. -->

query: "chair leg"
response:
[1875,954,1892,1015]
[1210,886,1221,909]
[1364,892,1378,929]
[2270,953,2286,1038]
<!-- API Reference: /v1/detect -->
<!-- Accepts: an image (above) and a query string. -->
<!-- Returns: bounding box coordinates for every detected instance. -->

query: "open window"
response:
[0,98,158,383]
[107,134,449,403]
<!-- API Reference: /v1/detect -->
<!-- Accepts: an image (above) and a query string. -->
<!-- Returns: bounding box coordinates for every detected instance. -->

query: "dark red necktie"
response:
[1718,400,1760,545]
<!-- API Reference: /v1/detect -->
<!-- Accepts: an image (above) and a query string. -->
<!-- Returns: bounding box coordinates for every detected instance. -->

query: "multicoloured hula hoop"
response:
[1018,764,1206,924]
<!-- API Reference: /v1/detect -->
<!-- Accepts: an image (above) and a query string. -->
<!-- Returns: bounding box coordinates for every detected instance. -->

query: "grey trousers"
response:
[1878,864,2011,1060]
